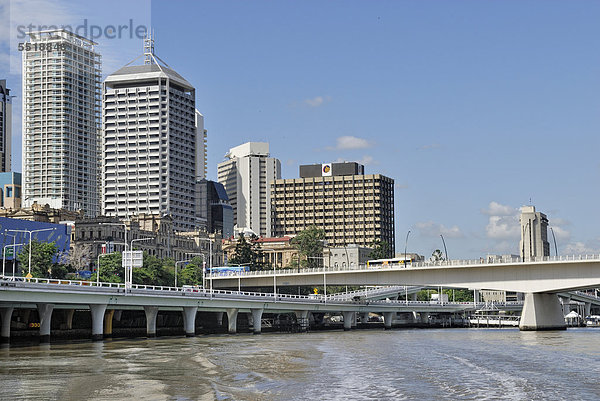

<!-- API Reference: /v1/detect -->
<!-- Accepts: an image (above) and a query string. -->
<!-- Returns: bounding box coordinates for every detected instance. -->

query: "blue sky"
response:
[2,1,599,259]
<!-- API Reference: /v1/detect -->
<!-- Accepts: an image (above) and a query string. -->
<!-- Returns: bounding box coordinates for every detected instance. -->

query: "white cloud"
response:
[485,215,520,239]
[304,95,330,107]
[415,221,464,238]
[563,241,600,256]
[482,201,517,217]
[335,136,372,150]
[358,155,375,165]
[549,225,570,241]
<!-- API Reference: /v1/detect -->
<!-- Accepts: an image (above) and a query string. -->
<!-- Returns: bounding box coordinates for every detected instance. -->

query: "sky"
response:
[1,0,599,259]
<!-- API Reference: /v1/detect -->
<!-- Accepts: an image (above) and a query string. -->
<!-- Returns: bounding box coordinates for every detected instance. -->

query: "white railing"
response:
[207,254,600,279]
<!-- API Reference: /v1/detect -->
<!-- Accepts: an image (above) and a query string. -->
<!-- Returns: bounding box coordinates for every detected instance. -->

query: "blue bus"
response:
[208,266,250,276]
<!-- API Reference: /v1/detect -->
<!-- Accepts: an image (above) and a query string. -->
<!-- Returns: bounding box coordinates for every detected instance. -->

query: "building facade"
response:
[195,178,233,238]
[22,30,101,217]
[271,162,395,254]
[102,38,201,232]
[519,205,550,260]
[0,80,12,172]
[0,172,21,209]
[217,142,281,237]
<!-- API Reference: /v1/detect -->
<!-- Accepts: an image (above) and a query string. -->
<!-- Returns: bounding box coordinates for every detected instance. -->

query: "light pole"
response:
[404,230,411,267]
[440,234,448,264]
[549,227,558,257]
[96,252,114,286]
[522,221,530,262]
[8,228,56,275]
[175,259,193,288]
[185,252,205,288]
[128,237,153,287]
[197,237,213,293]
[3,241,24,277]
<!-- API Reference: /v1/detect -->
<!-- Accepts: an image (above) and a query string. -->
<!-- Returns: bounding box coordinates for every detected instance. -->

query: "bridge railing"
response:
[206,254,600,278]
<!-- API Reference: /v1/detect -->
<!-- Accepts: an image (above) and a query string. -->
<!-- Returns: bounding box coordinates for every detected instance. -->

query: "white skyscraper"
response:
[520,205,550,260]
[102,37,202,232]
[217,142,281,237]
[22,30,101,216]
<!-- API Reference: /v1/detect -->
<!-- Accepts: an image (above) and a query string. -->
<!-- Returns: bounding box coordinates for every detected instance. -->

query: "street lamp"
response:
[440,234,448,264]
[185,252,205,288]
[175,259,193,288]
[8,228,56,275]
[549,227,559,257]
[522,221,531,262]
[197,237,213,293]
[96,252,115,286]
[3,239,24,277]
[128,237,153,287]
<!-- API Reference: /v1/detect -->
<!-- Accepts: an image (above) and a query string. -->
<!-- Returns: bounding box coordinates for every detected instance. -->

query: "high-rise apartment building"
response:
[217,142,281,237]
[271,162,395,254]
[102,38,202,232]
[22,30,101,216]
[0,80,12,172]
[519,205,550,260]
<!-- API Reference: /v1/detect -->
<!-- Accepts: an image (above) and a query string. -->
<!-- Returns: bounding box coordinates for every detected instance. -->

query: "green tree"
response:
[17,240,59,278]
[431,249,444,262]
[368,240,392,260]
[228,234,267,270]
[92,252,124,283]
[177,256,204,286]
[132,253,175,286]
[291,226,325,268]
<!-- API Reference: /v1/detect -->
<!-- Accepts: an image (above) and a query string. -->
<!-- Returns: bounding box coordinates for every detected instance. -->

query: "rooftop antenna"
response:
[143,30,155,65]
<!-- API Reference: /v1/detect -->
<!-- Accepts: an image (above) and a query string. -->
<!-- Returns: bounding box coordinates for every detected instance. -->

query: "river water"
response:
[1,328,599,400]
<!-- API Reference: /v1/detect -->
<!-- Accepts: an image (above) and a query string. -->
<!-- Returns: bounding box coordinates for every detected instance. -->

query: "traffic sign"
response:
[122,251,143,268]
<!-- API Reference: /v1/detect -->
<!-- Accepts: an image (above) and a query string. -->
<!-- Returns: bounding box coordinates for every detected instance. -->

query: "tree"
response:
[65,243,93,272]
[291,226,325,268]
[92,252,124,283]
[228,234,267,270]
[132,253,175,286]
[368,240,392,260]
[431,249,444,262]
[177,256,204,286]
[17,239,59,278]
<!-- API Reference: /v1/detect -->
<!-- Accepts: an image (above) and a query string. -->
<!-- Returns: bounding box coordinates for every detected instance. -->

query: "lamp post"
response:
[197,237,213,294]
[175,259,193,288]
[3,242,24,277]
[128,237,153,287]
[8,228,56,275]
[184,252,205,288]
[440,234,448,264]
[522,221,530,262]
[96,252,114,286]
[404,230,411,267]
[549,227,558,257]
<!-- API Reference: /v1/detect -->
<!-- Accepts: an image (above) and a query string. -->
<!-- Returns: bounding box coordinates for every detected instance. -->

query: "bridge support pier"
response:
[144,306,159,338]
[294,310,309,332]
[0,307,13,343]
[226,309,238,334]
[37,303,54,343]
[90,304,107,341]
[342,311,354,331]
[519,293,566,331]
[104,309,115,338]
[360,312,369,324]
[63,309,75,330]
[215,312,224,326]
[251,309,263,334]
[383,312,393,330]
[182,307,198,337]
[585,302,591,318]
[351,312,357,328]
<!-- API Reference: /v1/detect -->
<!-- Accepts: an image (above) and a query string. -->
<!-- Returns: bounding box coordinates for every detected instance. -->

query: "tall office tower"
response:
[196,178,234,238]
[217,142,281,237]
[22,30,101,216]
[271,162,395,254]
[519,205,550,260]
[0,80,12,172]
[102,37,200,232]
[196,110,207,180]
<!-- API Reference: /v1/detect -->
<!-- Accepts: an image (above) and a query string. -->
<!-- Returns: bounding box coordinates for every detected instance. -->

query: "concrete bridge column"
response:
[351,312,357,328]
[251,309,264,334]
[114,310,123,321]
[360,312,369,324]
[0,307,14,343]
[143,306,159,338]
[182,307,198,337]
[585,302,591,317]
[104,309,115,338]
[64,309,75,330]
[215,312,224,326]
[342,311,354,331]
[519,293,566,331]
[37,303,54,343]
[383,312,394,330]
[295,310,309,332]
[226,308,239,334]
[89,304,107,341]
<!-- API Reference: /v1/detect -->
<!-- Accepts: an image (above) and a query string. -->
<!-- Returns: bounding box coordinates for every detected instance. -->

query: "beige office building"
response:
[271,162,395,254]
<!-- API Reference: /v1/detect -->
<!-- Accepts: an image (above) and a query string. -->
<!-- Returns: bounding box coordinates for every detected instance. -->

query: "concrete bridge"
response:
[208,255,600,331]
[0,276,475,343]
